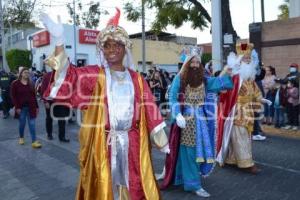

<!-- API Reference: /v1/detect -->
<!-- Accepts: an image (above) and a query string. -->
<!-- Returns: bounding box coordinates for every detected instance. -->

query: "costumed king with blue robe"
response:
[159,46,233,197]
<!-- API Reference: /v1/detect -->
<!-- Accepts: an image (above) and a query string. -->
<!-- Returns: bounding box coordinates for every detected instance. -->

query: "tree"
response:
[3,0,37,30]
[6,49,32,72]
[124,0,238,61]
[278,0,289,20]
[124,0,211,32]
[66,1,108,29]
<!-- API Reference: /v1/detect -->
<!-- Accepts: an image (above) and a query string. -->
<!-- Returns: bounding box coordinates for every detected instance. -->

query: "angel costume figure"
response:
[216,42,272,174]
[160,47,233,197]
[40,8,169,200]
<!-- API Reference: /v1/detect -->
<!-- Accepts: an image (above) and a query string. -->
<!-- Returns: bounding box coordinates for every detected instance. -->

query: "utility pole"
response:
[252,0,255,22]
[73,0,77,66]
[261,0,265,22]
[0,0,8,72]
[211,0,222,72]
[141,0,146,72]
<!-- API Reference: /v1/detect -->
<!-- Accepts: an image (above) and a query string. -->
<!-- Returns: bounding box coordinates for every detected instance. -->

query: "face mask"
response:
[290,67,297,73]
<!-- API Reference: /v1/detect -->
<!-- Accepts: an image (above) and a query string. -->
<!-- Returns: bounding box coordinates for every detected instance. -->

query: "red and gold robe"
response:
[216,74,262,167]
[43,51,167,200]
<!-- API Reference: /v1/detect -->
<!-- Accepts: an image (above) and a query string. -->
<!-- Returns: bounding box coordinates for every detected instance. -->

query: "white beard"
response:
[238,61,257,81]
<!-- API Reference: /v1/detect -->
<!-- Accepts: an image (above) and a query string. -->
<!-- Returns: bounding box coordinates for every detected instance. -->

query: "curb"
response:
[261,125,300,139]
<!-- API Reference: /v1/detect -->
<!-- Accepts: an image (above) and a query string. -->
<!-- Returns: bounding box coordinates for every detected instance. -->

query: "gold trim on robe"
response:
[137,75,161,200]
[76,70,162,200]
[76,68,113,200]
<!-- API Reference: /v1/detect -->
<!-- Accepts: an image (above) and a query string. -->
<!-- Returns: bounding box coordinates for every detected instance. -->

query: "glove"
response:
[39,13,65,46]
[160,144,170,154]
[176,113,186,128]
[261,98,272,106]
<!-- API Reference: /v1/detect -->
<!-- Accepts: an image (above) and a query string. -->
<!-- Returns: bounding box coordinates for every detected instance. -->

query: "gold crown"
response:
[96,25,132,49]
[236,42,254,56]
[96,8,132,49]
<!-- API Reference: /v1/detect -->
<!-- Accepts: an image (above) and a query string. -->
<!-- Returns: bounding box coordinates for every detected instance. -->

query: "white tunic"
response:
[105,68,134,198]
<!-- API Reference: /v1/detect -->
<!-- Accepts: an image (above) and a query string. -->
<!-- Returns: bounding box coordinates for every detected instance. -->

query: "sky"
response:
[34,0,286,44]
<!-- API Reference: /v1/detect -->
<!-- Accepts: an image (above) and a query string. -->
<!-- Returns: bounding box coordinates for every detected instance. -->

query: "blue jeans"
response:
[19,107,36,142]
[274,107,285,127]
[264,91,275,118]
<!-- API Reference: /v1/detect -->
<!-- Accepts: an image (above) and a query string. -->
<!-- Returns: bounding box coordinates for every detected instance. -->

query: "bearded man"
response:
[40,8,170,200]
[160,47,233,197]
[216,42,272,174]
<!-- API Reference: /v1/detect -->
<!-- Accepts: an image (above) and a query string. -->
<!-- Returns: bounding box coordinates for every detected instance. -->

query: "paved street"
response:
[0,106,300,200]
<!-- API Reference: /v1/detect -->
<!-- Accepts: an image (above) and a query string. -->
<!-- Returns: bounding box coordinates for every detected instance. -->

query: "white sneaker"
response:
[252,135,266,141]
[195,188,210,198]
[292,126,298,131]
[283,125,291,130]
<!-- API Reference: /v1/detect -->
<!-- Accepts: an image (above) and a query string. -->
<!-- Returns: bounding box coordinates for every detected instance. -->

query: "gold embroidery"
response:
[181,84,206,146]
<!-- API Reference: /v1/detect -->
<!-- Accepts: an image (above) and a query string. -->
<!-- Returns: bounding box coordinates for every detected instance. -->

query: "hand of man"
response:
[261,98,272,106]
[176,113,186,128]
[160,144,170,154]
[39,13,65,46]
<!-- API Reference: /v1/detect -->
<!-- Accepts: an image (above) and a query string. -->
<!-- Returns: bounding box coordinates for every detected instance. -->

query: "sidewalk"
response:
[262,125,300,139]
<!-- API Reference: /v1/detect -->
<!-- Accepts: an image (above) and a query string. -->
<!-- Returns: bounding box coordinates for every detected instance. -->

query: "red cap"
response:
[290,63,298,68]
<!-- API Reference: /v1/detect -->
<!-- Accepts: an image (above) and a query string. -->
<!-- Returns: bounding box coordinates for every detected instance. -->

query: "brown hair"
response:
[180,57,204,90]
[18,68,35,91]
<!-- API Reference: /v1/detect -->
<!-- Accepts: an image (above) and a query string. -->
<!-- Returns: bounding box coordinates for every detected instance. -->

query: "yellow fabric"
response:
[137,75,161,200]
[76,68,113,200]
[151,129,168,148]
[76,71,160,200]
[234,80,262,133]
[225,125,254,168]
[44,50,68,81]
[119,186,130,200]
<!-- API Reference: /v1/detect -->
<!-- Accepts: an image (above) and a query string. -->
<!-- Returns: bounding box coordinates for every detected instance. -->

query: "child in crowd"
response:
[283,79,299,130]
[273,79,287,128]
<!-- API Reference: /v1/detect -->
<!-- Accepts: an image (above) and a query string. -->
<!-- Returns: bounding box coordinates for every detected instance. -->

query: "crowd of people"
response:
[256,63,299,133]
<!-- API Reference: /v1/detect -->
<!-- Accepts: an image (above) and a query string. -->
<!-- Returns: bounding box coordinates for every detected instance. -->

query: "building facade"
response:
[250,16,300,78]
[29,27,197,73]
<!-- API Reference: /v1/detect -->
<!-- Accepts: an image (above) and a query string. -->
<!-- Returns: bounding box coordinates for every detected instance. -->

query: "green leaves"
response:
[6,49,32,72]
[124,2,141,22]
[124,0,211,32]
[278,0,289,20]
[66,1,107,29]
[3,0,37,30]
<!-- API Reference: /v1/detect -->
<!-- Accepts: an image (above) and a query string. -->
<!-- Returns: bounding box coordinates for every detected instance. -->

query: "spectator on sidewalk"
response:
[283,63,300,87]
[0,70,15,118]
[10,68,42,148]
[273,79,287,128]
[40,71,70,142]
[283,79,299,130]
[262,65,276,125]
[150,71,163,106]
[252,61,267,141]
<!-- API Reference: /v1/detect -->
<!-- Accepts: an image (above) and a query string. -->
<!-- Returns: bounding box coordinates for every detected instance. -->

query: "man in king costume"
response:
[159,46,233,197]
[216,42,272,174]
[40,8,170,200]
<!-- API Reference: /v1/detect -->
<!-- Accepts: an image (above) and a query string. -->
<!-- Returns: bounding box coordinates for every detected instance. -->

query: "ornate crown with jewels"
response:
[180,46,203,63]
[236,41,254,56]
[96,8,132,49]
